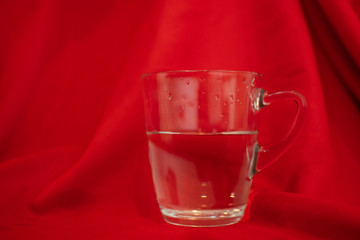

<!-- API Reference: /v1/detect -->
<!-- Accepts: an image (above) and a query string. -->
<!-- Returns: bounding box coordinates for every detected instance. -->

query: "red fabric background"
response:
[1,0,360,239]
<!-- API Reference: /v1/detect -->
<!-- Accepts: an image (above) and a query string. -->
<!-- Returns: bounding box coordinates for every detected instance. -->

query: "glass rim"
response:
[141,70,262,79]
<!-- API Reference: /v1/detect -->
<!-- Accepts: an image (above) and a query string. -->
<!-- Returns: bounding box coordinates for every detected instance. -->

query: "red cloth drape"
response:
[0,0,359,239]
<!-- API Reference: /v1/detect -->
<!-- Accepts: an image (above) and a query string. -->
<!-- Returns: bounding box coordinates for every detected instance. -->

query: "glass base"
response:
[160,205,246,227]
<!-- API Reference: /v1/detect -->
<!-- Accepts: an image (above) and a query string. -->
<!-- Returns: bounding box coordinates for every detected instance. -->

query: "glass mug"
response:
[142,70,306,227]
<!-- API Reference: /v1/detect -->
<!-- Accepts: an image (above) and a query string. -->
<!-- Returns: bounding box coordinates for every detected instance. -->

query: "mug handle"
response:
[249,88,307,178]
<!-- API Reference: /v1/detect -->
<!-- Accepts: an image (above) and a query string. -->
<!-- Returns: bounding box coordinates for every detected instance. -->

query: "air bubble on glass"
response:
[229,95,234,104]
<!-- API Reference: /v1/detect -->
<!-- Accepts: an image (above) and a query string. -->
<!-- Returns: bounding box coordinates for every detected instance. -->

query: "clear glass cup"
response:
[142,70,306,227]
